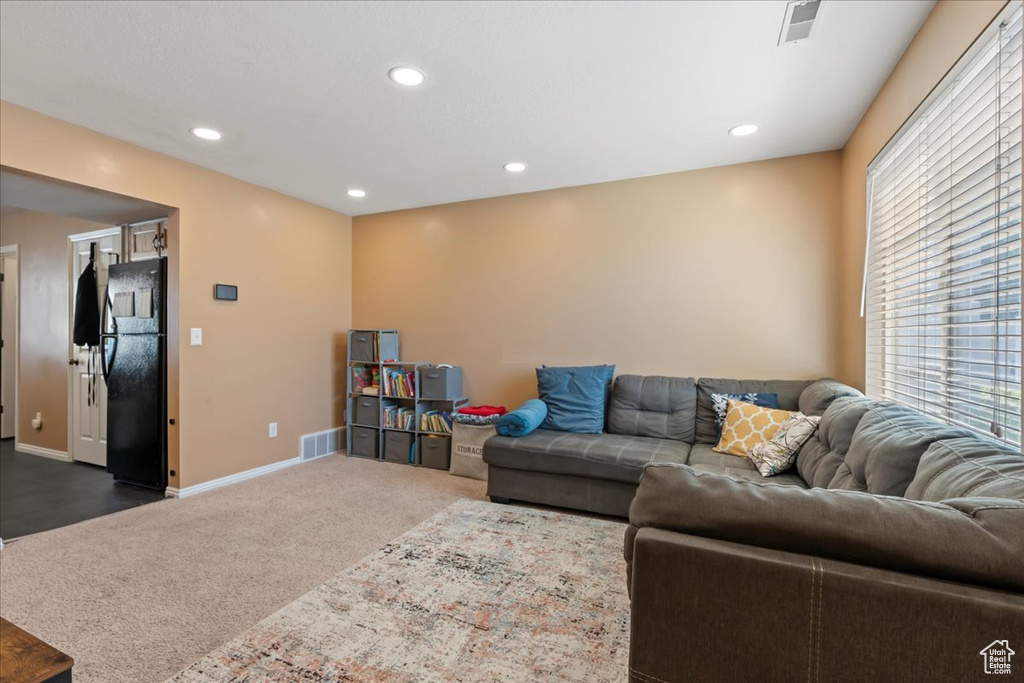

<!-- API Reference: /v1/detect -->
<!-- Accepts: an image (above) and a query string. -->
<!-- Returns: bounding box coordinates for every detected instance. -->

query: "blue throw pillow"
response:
[537,365,615,434]
[711,392,779,440]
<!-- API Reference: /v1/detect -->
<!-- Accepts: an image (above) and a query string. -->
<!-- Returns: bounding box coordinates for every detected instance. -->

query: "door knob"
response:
[68,358,80,366]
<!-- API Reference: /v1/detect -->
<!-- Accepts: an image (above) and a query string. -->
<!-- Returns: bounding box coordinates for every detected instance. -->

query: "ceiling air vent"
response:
[778,0,821,46]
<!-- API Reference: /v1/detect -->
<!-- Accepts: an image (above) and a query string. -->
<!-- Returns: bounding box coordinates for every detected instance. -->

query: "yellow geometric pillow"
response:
[713,399,800,456]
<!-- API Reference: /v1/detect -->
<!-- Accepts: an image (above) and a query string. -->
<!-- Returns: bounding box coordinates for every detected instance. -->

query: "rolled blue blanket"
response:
[495,399,548,437]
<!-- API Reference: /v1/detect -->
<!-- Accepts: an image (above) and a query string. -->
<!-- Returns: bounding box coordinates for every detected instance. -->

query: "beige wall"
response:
[837,0,1008,389]
[0,211,109,451]
[353,151,842,407]
[0,101,352,488]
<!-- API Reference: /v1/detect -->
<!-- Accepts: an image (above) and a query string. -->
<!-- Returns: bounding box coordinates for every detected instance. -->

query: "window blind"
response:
[864,2,1023,446]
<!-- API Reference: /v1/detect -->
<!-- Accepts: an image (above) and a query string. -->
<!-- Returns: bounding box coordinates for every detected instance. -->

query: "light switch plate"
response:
[190,328,203,346]
[269,422,278,438]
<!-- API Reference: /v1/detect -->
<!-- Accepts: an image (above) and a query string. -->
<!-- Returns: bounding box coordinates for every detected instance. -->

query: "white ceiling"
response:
[0,1,935,216]
[0,169,169,224]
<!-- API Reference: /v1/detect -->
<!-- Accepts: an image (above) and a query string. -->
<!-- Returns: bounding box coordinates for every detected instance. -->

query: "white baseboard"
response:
[16,443,71,462]
[165,456,303,499]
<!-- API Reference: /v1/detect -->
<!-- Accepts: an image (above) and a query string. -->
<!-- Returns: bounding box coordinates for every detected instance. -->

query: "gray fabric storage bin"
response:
[350,331,399,362]
[377,332,400,362]
[350,426,379,458]
[419,367,462,400]
[383,430,415,464]
[354,396,379,426]
[419,435,451,469]
[350,332,377,362]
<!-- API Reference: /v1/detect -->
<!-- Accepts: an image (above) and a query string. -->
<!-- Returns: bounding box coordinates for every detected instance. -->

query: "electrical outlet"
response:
[269,422,278,438]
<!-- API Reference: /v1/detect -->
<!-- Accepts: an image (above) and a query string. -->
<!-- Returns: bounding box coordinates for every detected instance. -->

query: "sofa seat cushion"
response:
[688,443,806,487]
[695,378,811,444]
[829,403,969,497]
[483,429,690,484]
[687,443,757,470]
[906,437,1024,502]
[687,464,807,488]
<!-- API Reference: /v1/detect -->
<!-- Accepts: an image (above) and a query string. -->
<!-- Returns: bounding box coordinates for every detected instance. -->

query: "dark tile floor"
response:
[0,438,164,540]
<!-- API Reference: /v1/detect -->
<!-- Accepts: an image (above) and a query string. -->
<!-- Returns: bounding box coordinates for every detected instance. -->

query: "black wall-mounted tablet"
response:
[214,284,238,301]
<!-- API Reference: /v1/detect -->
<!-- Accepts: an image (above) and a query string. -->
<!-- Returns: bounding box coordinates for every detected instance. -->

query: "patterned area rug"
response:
[169,499,630,682]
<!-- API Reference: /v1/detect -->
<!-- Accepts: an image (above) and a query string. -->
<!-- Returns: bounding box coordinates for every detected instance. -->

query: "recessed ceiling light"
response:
[190,127,222,141]
[503,162,527,173]
[389,66,425,86]
[347,189,366,198]
[728,124,759,137]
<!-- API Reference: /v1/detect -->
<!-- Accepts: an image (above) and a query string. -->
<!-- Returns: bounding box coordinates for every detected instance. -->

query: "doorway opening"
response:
[0,167,177,542]
[1,244,18,442]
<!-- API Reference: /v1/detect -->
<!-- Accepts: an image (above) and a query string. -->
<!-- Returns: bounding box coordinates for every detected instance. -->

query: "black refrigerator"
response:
[102,258,167,490]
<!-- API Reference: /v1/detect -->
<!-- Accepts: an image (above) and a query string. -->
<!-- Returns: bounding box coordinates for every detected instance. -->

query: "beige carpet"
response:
[0,455,487,683]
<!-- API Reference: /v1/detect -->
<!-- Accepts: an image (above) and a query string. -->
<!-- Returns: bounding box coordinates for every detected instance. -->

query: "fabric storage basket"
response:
[383,430,414,464]
[354,396,379,426]
[350,332,377,362]
[350,426,379,458]
[450,423,495,481]
[419,367,463,400]
[419,435,451,470]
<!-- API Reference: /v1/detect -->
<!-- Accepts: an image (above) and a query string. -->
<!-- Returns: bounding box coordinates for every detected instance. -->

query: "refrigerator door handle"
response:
[102,283,116,336]
[101,333,117,383]
[100,284,116,383]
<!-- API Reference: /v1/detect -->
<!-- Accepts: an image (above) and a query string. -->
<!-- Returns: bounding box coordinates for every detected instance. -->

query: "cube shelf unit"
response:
[346,329,468,468]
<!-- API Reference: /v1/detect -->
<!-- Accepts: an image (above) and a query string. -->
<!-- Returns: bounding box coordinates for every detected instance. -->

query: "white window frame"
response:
[863,1,1023,446]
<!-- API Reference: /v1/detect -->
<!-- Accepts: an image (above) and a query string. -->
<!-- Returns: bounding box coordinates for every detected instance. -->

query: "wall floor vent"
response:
[301,427,344,461]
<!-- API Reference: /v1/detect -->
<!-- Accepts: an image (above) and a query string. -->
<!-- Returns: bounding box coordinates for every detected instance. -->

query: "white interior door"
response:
[70,231,120,466]
[0,253,17,439]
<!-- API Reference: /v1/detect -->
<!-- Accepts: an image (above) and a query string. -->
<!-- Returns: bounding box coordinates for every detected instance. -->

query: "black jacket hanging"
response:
[73,246,101,347]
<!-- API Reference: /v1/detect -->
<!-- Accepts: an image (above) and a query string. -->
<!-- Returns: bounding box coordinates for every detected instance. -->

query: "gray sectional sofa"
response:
[626,395,1024,682]
[483,374,859,517]
[484,374,1024,682]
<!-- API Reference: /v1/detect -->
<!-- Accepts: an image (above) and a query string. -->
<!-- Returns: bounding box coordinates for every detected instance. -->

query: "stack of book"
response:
[419,410,453,434]
[382,367,416,397]
[383,405,416,430]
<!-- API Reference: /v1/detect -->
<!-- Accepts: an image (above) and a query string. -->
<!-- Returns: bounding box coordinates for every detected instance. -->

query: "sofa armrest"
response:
[629,528,1024,683]
[629,463,1024,592]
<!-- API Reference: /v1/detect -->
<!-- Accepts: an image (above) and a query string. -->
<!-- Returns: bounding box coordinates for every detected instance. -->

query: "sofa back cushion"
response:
[906,437,1024,502]
[798,378,863,416]
[828,402,968,497]
[795,396,876,487]
[695,378,811,444]
[608,375,697,442]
